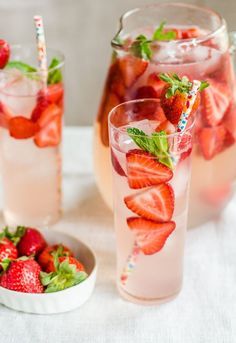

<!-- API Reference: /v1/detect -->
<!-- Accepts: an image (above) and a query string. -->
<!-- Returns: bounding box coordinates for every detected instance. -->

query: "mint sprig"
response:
[6,61,37,73]
[159,73,209,98]
[47,57,62,85]
[127,127,173,169]
[130,21,176,61]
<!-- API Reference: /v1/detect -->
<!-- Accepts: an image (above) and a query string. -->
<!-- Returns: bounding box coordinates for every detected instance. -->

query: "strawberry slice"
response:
[155,120,175,134]
[224,103,236,141]
[0,39,10,69]
[9,116,39,139]
[127,217,176,255]
[31,97,50,122]
[124,183,174,222]
[147,73,166,98]
[126,149,173,189]
[201,80,230,127]
[135,86,157,99]
[34,115,62,148]
[223,129,235,149]
[198,125,226,160]
[111,148,126,176]
[108,61,126,99]
[181,27,199,39]
[34,104,62,148]
[97,92,120,147]
[0,102,12,128]
[118,55,148,88]
[38,83,64,104]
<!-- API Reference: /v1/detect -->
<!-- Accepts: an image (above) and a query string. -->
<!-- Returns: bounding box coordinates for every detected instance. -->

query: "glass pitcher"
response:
[93,3,236,228]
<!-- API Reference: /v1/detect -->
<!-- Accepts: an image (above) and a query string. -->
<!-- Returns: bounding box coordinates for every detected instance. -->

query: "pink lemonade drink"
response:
[94,3,236,227]
[108,99,196,304]
[0,45,64,226]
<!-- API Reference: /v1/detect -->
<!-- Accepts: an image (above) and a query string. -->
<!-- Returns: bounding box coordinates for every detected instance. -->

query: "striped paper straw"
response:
[177,80,201,133]
[34,15,48,85]
[120,242,140,285]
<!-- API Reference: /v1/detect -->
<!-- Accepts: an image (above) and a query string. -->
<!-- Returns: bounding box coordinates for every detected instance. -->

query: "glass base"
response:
[117,285,181,305]
[3,210,61,227]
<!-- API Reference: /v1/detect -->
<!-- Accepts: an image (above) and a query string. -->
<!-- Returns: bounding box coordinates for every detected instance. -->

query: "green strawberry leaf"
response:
[0,258,11,271]
[0,226,25,245]
[47,58,62,85]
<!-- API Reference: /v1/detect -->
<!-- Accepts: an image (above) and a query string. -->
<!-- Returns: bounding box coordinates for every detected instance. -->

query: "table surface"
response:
[0,127,235,343]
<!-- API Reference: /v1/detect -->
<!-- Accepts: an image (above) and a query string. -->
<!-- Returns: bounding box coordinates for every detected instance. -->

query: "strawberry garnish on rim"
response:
[127,217,176,255]
[159,73,208,125]
[126,149,173,189]
[124,183,174,222]
[198,125,226,160]
[118,55,148,88]
[201,79,230,127]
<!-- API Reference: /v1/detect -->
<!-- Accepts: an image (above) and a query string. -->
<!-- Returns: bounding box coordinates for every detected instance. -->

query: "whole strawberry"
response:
[17,227,47,257]
[159,73,208,124]
[0,39,10,69]
[0,258,44,293]
[38,244,74,272]
[0,228,18,268]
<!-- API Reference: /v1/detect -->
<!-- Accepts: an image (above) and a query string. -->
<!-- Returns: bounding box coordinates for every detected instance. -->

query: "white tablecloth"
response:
[0,127,235,343]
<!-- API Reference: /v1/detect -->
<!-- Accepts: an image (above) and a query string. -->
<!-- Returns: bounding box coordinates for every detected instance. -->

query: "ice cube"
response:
[171,159,190,198]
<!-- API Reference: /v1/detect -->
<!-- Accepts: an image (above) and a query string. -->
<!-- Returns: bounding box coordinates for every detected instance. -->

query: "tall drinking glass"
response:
[94,3,236,228]
[108,99,195,304]
[0,45,64,226]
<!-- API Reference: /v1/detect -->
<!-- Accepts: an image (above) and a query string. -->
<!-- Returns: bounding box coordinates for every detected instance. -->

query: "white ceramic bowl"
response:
[0,229,97,314]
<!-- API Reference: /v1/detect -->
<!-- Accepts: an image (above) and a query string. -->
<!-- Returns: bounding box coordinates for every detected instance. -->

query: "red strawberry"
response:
[155,120,175,134]
[181,27,199,39]
[57,256,85,273]
[118,55,148,88]
[0,258,44,293]
[223,129,235,149]
[224,103,236,141]
[17,227,47,257]
[9,116,39,139]
[0,102,12,128]
[38,244,74,273]
[0,40,10,69]
[0,237,18,264]
[111,148,126,177]
[108,61,126,99]
[198,125,226,160]
[127,217,176,255]
[31,97,50,122]
[161,85,200,124]
[97,92,120,146]
[38,83,64,104]
[124,183,174,222]
[34,105,62,148]
[201,80,230,127]
[147,73,166,98]
[135,86,157,99]
[126,149,173,189]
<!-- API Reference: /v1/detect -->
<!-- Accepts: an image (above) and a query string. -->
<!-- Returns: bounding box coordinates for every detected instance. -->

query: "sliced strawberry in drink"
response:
[201,80,230,127]
[155,120,175,134]
[0,39,10,69]
[37,103,62,128]
[147,73,166,98]
[198,125,226,160]
[38,83,64,104]
[124,183,174,222]
[111,148,126,177]
[0,102,13,128]
[108,61,126,99]
[181,27,199,39]
[127,217,176,255]
[31,97,50,122]
[9,116,39,139]
[126,149,173,189]
[97,92,120,147]
[223,129,235,149]
[224,103,236,141]
[135,86,157,99]
[118,55,148,88]
[34,115,62,148]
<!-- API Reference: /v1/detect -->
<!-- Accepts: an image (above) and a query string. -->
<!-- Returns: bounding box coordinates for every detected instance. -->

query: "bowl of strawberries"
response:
[0,226,97,314]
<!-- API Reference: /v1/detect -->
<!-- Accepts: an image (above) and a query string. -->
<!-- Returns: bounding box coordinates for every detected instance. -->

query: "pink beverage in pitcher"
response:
[0,43,64,226]
[108,74,203,303]
[94,3,236,227]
